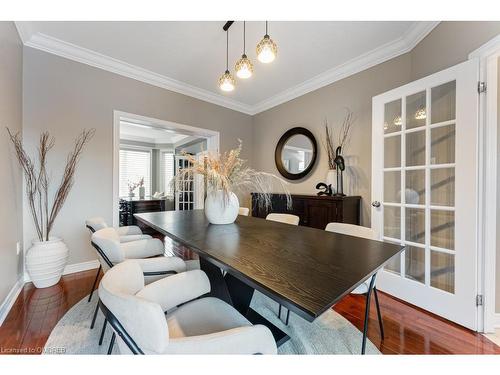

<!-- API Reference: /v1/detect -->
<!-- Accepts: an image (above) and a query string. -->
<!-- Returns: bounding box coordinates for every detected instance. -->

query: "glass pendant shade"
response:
[415,107,427,120]
[219,70,235,92]
[235,54,253,79]
[256,34,277,63]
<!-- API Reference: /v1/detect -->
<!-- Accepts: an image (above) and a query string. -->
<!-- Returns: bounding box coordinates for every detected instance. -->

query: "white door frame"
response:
[112,110,220,227]
[469,34,500,333]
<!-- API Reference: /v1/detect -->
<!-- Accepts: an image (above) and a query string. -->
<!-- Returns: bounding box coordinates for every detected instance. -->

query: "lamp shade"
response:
[256,35,277,63]
[219,70,236,91]
[235,54,254,79]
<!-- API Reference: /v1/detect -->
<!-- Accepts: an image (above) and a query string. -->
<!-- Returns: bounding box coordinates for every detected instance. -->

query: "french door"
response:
[175,156,195,211]
[372,59,479,329]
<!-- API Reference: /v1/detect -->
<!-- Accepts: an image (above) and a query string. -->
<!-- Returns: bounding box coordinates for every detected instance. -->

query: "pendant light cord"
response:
[243,21,246,54]
[226,30,229,70]
[265,20,268,36]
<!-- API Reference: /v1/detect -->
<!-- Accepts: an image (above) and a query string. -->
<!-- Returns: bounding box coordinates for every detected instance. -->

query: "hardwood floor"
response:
[0,258,498,354]
[0,269,101,354]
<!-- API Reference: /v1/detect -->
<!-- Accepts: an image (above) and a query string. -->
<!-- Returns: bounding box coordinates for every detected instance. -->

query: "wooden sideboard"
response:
[119,197,167,234]
[251,193,361,229]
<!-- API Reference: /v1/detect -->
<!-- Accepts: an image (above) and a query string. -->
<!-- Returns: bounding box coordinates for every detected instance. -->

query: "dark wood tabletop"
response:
[135,210,404,322]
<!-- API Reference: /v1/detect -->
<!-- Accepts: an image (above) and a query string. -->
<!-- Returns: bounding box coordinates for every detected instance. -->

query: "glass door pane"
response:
[431,81,456,124]
[381,81,457,294]
[406,91,426,129]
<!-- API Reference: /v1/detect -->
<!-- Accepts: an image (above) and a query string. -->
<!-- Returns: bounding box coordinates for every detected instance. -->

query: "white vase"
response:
[326,169,336,191]
[26,237,69,288]
[204,190,239,224]
[139,186,145,199]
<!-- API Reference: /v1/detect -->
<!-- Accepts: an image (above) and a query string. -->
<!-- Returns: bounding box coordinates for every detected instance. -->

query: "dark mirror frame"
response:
[275,127,317,180]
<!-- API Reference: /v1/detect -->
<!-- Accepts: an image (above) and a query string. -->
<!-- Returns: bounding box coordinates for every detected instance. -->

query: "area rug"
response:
[44,291,380,355]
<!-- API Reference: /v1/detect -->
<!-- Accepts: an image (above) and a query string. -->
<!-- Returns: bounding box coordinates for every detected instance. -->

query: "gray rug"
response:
[44,291,380,355]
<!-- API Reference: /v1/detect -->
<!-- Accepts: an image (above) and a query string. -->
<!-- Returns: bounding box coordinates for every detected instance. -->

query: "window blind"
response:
[119,148,152,197]
[160,151,175,197]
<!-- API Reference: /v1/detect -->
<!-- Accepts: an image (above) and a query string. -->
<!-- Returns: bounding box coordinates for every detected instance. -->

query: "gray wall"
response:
[22,47,253,265]
[411,22,500,80]
[0,22,23,304]
[252,54,412,225]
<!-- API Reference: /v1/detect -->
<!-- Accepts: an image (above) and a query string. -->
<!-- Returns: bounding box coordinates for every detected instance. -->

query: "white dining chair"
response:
[265,213,300,226]
[266,213,300,323]
[324,222,385,343]
[88,227,187,349]
[238,207,250,216]
[98,260,277,354]
[85,217,152,243]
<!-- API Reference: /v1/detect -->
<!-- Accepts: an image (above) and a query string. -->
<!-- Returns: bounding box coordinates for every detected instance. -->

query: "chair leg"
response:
[108,332,116,354]
[90,299,99,329]
[373,287,385,340]
[285,309,290,326]
[99,319,108,346]
[278,304,282,319]
[88,265,102,302]
[361,274,377,355]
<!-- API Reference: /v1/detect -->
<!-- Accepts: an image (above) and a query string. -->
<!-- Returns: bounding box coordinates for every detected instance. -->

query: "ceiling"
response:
[15,21,439,115]
[120,121,199,146]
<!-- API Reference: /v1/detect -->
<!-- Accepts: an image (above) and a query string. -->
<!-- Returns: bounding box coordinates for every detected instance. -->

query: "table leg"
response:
[199,257,233,305]
[361,273,377,355]
[199,257,290,347]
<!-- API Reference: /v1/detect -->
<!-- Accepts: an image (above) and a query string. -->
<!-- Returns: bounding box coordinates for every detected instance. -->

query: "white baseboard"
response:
[0,277,25,327]
[22,259,100,284]
[62,259,100,275]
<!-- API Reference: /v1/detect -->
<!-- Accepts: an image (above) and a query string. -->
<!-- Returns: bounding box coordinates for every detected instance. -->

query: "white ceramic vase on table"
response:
[25,237,69,288]
[204,190,239,224]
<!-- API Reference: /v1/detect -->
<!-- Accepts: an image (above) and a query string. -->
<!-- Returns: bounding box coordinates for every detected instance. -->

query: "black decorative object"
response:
[315,182,332,196]
[334,146,345,196]
[275,127,317,180]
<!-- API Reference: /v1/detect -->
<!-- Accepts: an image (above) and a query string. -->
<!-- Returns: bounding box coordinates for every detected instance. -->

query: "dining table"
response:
[135,210,404,353]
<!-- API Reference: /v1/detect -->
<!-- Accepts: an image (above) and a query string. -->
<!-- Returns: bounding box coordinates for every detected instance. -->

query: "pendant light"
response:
[235,22,254,79]
[256,21,277,63]
[219,28,235,92]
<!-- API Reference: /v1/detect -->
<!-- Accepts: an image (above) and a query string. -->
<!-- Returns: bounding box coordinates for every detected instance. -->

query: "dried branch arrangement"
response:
[7,128,95,241]
[324,109,355,170]
[173,140,291,209]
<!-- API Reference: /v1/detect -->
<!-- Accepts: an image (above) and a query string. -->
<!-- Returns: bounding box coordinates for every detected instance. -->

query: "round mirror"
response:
[275,127,317,180]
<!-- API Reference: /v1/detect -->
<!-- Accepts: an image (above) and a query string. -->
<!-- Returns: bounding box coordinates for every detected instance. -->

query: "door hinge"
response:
[478,81,487,94]
[476,294,484,306]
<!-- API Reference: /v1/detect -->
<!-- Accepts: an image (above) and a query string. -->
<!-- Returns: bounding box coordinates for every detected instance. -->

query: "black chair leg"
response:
[278,304,282,319]
[373,287,385,340]
[108,332,116,354]
[88,265,102,302]
[361,274,377,355]
[285,309,290,326]
[99,319,108,346]
[90,299,100,329]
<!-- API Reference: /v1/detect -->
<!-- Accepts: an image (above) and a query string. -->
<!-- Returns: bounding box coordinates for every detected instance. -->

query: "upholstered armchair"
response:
[85,217,151,243]
[88,227,187,350]
[98,260,277,355]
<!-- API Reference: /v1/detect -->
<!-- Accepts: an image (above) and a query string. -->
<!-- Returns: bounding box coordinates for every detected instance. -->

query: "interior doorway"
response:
[112,111,219,227]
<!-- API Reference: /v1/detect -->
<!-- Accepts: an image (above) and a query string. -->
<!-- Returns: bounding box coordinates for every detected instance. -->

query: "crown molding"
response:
[16,21,439,116]
[20,31,254,115]
[14,21,31,44]
[251,21,440,114]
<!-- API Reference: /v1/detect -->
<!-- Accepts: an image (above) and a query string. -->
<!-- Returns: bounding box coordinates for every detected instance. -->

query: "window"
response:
[119,148,151,197]
[160,151,175,197]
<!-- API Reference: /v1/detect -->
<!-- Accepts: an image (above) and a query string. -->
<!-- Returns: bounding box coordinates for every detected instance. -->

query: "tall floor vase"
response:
[26,237,69,288]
